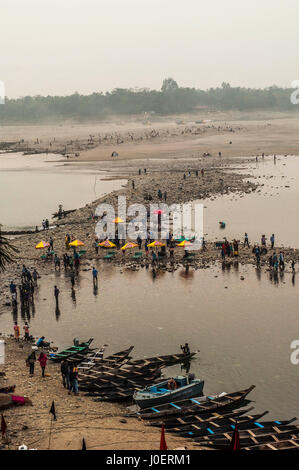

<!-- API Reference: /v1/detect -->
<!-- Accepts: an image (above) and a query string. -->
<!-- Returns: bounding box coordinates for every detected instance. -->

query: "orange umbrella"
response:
[98,240,116,248]
[176,240,192,247]
[35,241,50,249]
[121,242,138,251]
[112,217,124,223]
[69,239,85,247]
[147,241,165,247]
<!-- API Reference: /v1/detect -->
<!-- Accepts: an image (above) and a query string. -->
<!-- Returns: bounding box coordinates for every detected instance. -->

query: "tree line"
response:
[0,79,297,123]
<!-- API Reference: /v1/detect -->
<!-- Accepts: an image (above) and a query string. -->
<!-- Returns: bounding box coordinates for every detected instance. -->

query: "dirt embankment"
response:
[0,336,198,450]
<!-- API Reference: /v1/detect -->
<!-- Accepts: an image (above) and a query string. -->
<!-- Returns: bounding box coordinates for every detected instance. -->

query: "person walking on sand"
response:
[23,322,30,341]
[27,349,36,376]
[244,233,250,248]
[270,234,275,249]
[69,364,79,395]
[61,360,70,389]
[32,269,39,286]
[261,235,266,247]
[38,352,48,378]
[54,286,60,306]
[13,321,20,341]
[92,267,98,287]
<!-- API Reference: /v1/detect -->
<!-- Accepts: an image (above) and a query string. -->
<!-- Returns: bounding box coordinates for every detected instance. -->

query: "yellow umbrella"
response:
[35,241,50,249]
[176,240,192,247]
[147,241,165,247]
[69,239,85,247]
[121,242,138,251]
[98,240,116,248]
[113,217,124,223]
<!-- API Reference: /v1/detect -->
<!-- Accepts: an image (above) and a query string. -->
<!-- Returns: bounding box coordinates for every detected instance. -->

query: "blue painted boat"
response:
[133,375,204,409]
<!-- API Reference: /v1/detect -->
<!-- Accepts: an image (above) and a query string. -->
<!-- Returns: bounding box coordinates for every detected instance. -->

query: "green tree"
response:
[161,78,179,92]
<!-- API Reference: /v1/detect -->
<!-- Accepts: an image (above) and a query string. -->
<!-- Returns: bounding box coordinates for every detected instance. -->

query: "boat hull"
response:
[134,379,204,409]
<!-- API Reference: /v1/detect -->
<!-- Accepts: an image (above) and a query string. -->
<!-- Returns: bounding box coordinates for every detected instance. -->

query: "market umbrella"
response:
[121,242,138,251]
[98,240,116,248]
[35,241,50,249]
[147,241,166,247]
[112,217,124,223]
[69,239,85,247]
[154,209,165,215]
[176,240,192,247]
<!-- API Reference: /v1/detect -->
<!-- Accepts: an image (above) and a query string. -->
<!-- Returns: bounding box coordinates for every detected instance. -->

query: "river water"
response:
[0,262,298,420]
[1,153,299,420]
[0,152,126,230]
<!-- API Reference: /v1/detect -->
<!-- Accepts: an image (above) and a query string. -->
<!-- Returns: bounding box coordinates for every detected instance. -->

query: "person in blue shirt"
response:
[92,267,98,287]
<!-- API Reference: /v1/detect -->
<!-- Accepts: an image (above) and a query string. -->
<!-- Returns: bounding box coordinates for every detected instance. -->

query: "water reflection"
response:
[2,263,299,418]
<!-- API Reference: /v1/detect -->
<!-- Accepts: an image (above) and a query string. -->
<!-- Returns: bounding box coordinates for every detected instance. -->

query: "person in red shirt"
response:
[38,352,48,378]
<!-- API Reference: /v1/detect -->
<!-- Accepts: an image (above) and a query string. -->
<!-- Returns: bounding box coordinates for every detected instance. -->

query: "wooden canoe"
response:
[127,352,197,368]
[50,338,93,362]
[136,385,255,420]
[194,422,299,445]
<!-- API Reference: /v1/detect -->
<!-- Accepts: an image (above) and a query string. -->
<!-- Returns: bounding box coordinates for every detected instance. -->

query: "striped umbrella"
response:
[176,240,192,247]
[98,240,116,248]
[147,241,166,247]
[121,242,138,251]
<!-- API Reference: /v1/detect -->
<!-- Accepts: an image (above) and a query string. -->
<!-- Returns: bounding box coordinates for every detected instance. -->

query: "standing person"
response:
[27,349,36,376]
[92,267,98,287]
[61,360,70,389]
[54,286,60,306]
[94,239,99,255]
[291,259,296,274]
[49,237,54,250]
[23,322,30,341]
[270,234,275,249]
[279,251,285,271]
[261,235,266,247]
[69,364,79,395]
[38,352,48,378]
[137,235,142,250]
[54,255,60,270]
[32,269,39,286]
[45,219,49,230]
[244,233,250,248]
[13,322,20,341]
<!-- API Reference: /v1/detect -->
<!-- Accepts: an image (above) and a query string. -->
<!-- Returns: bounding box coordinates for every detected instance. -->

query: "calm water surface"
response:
[0,263,298,419]
[0,152,126,229]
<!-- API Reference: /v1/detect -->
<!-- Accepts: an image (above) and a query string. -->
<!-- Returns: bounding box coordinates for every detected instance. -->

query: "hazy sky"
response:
[1,0,299,97]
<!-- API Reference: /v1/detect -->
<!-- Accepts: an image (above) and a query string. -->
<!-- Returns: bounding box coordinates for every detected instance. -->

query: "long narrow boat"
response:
[146,407,255,428]
[78,364,160,384]
[78,347,106,371]
[201,428,299,450]
[50,338,93,362]
[97,346,134,365]
[244,437,299,451]
[127,352,197,368]
[179,411,273,438]
[194,422,299,445]
[81,370,162,392]
[170,410,269,435]
[136,385,255,420]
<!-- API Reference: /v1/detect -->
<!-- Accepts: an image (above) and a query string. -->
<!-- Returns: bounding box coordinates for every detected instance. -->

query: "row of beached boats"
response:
[49,340,299,450]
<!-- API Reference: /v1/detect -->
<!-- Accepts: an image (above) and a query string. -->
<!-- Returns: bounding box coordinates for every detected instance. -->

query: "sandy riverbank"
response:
[0,336,199,450]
